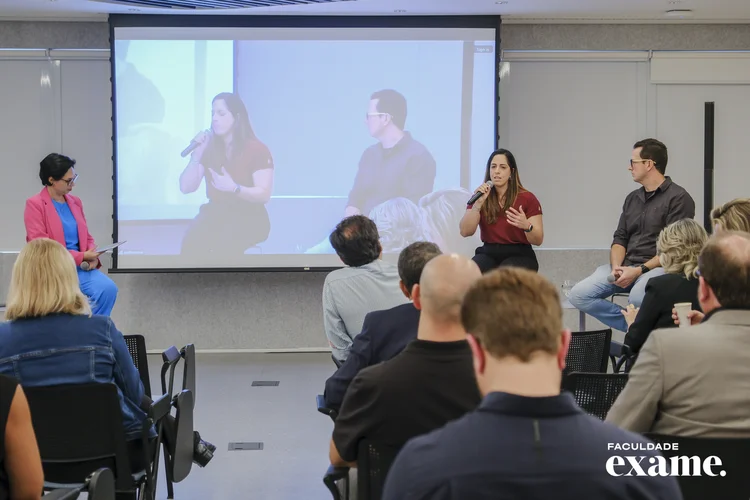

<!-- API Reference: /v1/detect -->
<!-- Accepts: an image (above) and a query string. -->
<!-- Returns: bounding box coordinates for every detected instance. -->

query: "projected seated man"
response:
[306,89,436,254]
[323,215,409,364]
[179,92,274,259]
[568,139,695,332]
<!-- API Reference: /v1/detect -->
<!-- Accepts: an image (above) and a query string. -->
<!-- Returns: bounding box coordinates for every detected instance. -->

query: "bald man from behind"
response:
[329,254,483,467]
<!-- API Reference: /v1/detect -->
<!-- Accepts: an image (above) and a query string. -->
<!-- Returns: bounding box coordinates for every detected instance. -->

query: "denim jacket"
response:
[0,313,150,440]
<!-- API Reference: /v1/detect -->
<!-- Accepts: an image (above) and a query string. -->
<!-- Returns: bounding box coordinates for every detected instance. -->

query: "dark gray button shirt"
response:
[612,177,695,266]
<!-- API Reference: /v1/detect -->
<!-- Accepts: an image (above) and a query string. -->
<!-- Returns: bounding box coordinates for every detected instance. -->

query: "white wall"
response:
[499,50,750,248]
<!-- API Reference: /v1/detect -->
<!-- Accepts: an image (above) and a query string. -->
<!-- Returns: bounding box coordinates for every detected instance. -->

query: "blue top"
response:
[52,199,79,251]
[0,314,151,440]
[382,392,682,500]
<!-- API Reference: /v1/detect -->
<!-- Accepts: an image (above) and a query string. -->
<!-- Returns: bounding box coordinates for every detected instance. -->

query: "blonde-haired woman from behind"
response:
[0,238,216,471]
[622,219,707,355]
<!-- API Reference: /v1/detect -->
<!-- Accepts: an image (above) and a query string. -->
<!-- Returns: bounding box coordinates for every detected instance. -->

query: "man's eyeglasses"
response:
[629,159,651,167]
[61,174,78,185]
[365,112,390,120]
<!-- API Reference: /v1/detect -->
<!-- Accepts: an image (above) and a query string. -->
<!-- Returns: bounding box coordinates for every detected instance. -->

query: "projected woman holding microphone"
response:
[179,92,274,257]
[459,149,544,273]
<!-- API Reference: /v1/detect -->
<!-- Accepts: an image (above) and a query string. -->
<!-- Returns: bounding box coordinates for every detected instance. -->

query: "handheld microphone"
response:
[467,181,493,206]
[607,274,617,283]
[180,130,211,158]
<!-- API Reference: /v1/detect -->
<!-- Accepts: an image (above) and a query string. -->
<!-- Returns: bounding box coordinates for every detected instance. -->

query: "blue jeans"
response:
[568,264,665,332]
[78,268,118,316]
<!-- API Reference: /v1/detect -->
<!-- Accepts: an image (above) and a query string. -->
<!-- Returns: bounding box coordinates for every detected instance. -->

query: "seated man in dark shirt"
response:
[568,138,695,332]
[345,89,437,218]
[324,241,442,411]
[383,268,682,500]
[329,254,483,467]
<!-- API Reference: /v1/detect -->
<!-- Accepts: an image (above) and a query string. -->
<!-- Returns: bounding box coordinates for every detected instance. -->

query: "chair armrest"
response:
[323,465,350,500]
[317,395,338,420]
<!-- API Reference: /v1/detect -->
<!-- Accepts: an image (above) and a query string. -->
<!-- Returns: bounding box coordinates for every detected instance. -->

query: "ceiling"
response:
[1,0,750,23]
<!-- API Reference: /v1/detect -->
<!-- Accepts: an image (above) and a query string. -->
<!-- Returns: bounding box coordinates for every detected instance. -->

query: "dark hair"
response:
[203,92,257,166]
[633,138,668,175]
[481,149,527,225]
[370,89,407,130]
[397,242,442,293]
[39,153,75,186]
[698,231,750,309]
[329,215,381,267]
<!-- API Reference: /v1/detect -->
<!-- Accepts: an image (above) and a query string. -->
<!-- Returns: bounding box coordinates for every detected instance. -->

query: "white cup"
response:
[674,302,693,328]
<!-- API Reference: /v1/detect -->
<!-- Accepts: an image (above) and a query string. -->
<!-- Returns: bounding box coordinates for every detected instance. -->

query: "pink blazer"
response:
[24,188,100,268]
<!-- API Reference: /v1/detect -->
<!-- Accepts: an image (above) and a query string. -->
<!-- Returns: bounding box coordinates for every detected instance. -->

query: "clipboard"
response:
[95,241,126,253]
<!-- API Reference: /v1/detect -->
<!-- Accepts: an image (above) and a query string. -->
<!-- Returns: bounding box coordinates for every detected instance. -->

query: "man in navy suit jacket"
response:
[324,241,442,411]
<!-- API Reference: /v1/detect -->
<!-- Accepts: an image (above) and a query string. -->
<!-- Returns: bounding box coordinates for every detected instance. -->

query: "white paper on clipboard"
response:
[95,241,126,253]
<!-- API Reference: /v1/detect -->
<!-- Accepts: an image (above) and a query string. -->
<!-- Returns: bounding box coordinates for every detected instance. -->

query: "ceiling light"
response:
[128,8,140,11]
[495,1,508,4]
[664,9,694,17]
[394,9,407,13]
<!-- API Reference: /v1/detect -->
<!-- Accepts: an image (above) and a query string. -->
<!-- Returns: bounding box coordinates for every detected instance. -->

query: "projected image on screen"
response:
[113,27,496,269]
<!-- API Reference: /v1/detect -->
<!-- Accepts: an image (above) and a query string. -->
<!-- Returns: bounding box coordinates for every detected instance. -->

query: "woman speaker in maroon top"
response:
[459,149,544,273]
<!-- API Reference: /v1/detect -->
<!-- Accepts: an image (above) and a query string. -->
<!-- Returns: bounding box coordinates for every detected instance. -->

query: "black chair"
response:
[124,335,152,398]
[645,433,750,500]
[563,329,612,378]
[323,440,401,500]
[562,372,628,420]
[158,343,205,499]
[25,383,171,500]
[43,468,116,500]
[609,341,637,373]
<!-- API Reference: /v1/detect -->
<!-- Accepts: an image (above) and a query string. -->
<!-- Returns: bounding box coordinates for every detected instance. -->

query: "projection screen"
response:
[111,19,498,270]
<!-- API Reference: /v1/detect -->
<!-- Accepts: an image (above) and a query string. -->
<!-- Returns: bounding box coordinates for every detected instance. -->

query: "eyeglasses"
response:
[365,112,390,120]
[629,159,651,167]
[61,174,78,185]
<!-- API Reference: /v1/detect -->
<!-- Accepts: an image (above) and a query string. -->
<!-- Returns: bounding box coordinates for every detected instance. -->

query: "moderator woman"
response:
[459,149,544,273]
[179,92,274,257]
[24,153,117,316]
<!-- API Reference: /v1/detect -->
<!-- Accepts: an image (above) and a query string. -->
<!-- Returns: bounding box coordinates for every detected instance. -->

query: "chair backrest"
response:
[123,334,152,398]
[562,372,628,420]
[24,383,135,492]
[564,329,612,376]
[357,440,401,500]
[645,433,750,500]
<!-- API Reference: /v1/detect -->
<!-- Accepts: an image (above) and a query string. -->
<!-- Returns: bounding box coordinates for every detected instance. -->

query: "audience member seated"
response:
[620,219,707,355]
[608,231,750,436]
[712,197,750,233]
[673,198,750,326]
[324,241,442,411]
[0,238,215,474]
[0,375,44,500]
[383,268,682,500]
[329,254,482,467]
[323,215,409,364]
[568,138,695,332]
